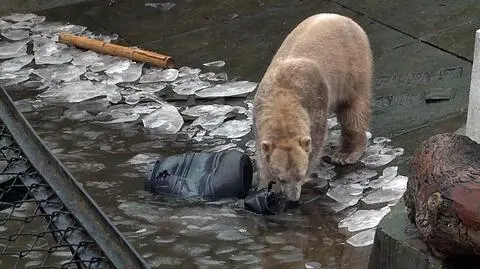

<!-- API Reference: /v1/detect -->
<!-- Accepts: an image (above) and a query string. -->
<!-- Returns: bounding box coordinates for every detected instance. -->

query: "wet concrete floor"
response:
[25,0,475,139]
[0,0,477,268]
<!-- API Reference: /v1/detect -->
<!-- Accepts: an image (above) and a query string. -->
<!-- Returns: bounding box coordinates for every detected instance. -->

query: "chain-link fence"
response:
[0,87,150,269]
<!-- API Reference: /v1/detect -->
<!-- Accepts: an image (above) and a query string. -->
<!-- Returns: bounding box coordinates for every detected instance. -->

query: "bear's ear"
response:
[299,136,311,152]
[261,141,273,158]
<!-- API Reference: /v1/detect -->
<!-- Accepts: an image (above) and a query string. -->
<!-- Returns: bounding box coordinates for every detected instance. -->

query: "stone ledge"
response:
[368,200,443,269]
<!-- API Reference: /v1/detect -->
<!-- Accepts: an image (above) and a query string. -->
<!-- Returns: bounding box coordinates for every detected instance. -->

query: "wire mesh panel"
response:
[0,87,150,269]
[0,120,115,269]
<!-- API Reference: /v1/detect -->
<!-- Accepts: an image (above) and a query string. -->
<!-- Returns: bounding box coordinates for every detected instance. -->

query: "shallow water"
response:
[0,13,411,269]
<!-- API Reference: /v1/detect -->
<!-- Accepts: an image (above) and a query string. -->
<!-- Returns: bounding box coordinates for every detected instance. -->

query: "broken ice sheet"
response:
[361,176,407,206]
[178,66,201,77]
[139,68,169,83]
[128,83,167,94]
[106,61,144,83]
[210,119,252,138]
[368,166,398,189]
[361,154,396,168]
[182,104,234,118]
[338,206,391,232]
[94,104,140,124]
[34,51,73,65]
[89,54,121,72]
[0,55,33,73]
[0,40,28,59]
[107,89,122,104]
[32,35,65,56]
[38,81,115,103]
[205,72,228,82]
[195,81,258,98]
[1,13,37,22]
[142,103,184,134]
[203,60,226,68]
[72,51,101,67]
[346,228,376,247]
[125,93,141,105]
[142,68,179,82]
[31,22,86,37]
[172,79,211,95]
[33,65,86,82]
[0,68,33,87]
[1,29,30,40]
[380,146,404,157]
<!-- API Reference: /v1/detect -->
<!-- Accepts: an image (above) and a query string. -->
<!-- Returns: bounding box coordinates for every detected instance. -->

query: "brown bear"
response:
[253,13,373,202]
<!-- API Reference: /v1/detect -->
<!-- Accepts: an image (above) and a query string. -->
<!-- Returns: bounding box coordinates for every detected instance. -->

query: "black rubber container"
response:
[146,150,253,201]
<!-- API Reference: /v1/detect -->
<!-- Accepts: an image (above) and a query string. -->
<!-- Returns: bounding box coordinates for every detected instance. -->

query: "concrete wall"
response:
[466,29,480,143]
[0,0,88,16]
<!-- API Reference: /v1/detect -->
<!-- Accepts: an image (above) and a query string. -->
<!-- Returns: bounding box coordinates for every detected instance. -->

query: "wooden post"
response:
[466,29,480,143]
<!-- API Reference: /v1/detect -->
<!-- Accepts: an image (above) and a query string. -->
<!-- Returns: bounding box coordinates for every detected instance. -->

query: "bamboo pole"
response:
[58,32,174,68]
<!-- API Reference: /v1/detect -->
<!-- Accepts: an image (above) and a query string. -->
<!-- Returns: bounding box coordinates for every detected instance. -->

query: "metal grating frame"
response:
[0,87,150,269]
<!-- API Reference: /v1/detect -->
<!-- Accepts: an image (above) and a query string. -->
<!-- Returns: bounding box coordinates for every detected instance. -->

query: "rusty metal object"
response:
[58,32,174,68]
[0,86,151,269]
[404,133,480,258]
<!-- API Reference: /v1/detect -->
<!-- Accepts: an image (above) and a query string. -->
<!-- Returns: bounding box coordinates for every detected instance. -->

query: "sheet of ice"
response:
[31,22,86,37]
[85,71,107,82]
[172,79,211,95]
[178,66,201,77]
[83,31,119,43]
[182,104,233,118]
[195,81,257,98]
[89,54,121,72]
[131,102,163,114]
[124,93,141,105]
[0,68,33,86]
[368,166,398,189]
[107,89,122,104]
[0,55,33,73]
[361,180,407,206]
[128,83,167,94]
[373,137,391,145]
[33,65,86,82]
[106,61,144,83]
[380,146,404,156]
[327,184,364,203]
[1,29,29,40]
[34,52,73,65]
[205,72,228,82]
[361,154,396,168]
[0,40,28,59]
[210,120,252,138]
[72,51,101,67]
[346,228,376,247]
[32,35,64,56]
[94,104,141,124]
[342,169,377,184]
[145,2,176,10]
[203,60,226,68]
[338,206,391,232]
[142,104,184,134]
[1,13,37,22]
[38,81,115,103]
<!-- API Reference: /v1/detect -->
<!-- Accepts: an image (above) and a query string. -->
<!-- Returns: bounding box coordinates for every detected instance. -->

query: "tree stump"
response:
[404,133,480,258]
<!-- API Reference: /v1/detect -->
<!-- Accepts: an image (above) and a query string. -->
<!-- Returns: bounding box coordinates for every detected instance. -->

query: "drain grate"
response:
[0,87,150,269]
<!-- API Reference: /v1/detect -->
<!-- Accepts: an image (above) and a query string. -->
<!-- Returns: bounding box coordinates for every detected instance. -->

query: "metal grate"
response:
[0,121,114,268]
[0,86,150,269]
